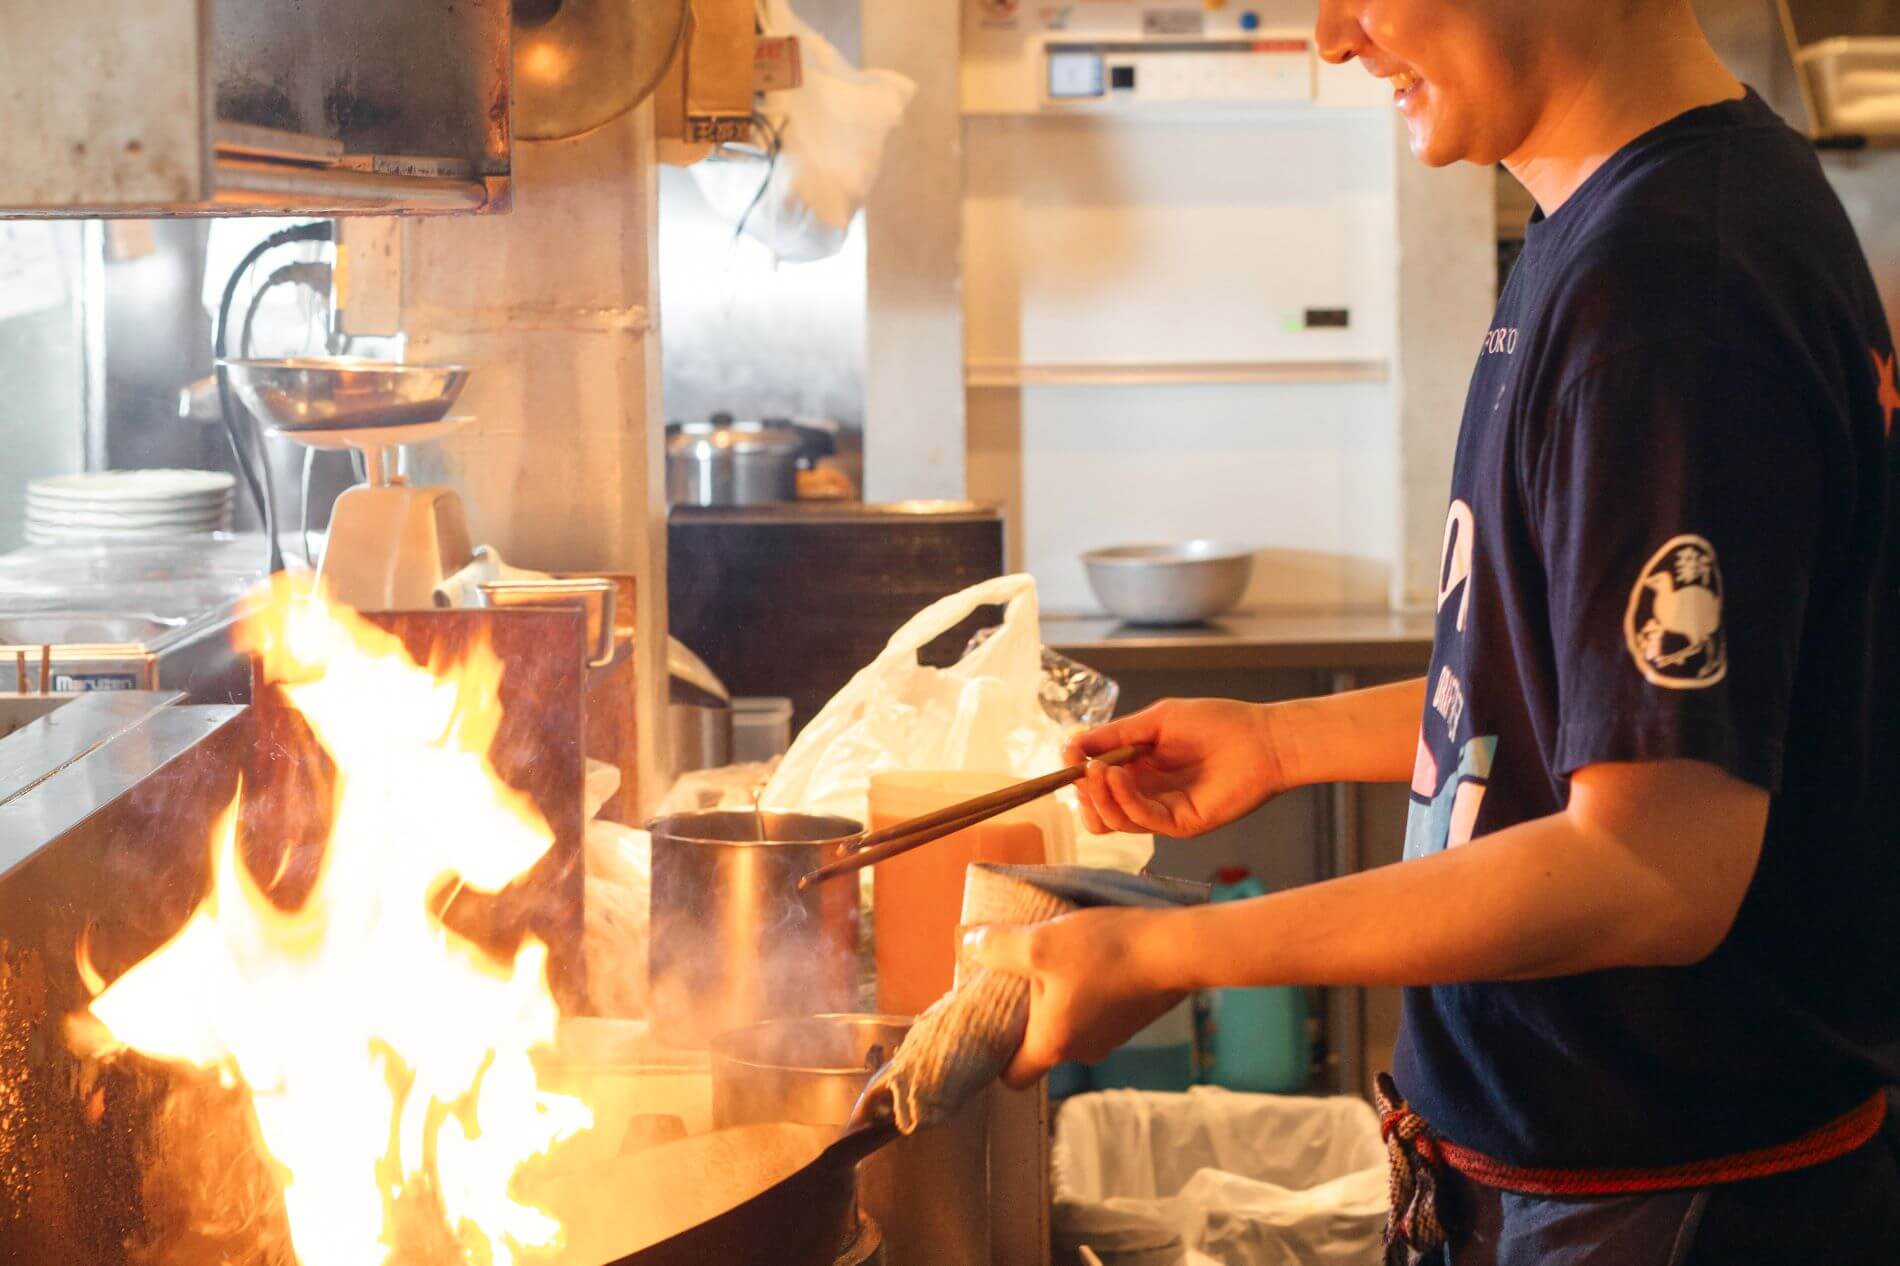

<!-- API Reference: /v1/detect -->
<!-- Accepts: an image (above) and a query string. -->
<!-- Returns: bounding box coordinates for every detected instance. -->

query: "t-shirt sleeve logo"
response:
[1874,347,1899,438]
[1623,534,1727,689]
[1438,499,1475,633]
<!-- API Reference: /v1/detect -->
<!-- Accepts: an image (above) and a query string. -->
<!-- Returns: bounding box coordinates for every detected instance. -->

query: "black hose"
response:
[214,221,334,575]
[242,261,335,573]
[241,261,333,367]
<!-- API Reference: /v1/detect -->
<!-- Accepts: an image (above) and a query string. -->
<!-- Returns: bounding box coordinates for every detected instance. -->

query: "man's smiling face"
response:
[1316,0,1552,168]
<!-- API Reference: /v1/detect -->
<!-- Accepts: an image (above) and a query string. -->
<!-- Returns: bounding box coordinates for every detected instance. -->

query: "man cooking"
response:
[965,0,1900,1260]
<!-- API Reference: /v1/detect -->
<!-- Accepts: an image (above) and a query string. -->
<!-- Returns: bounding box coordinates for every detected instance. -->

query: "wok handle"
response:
[824,1118,901,1170]
[795,743,1153,892]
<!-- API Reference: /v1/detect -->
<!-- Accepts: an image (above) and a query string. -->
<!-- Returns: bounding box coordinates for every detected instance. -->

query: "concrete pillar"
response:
[400,104,669,813]
[1391,125,1496,610]
[862,0,967,502]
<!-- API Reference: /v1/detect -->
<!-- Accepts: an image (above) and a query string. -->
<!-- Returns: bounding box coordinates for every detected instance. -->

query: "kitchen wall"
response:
[960,95,1495,614]
[0,223,89,553]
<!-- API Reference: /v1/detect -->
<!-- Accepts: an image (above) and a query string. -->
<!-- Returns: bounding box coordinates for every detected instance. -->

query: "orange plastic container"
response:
[869,771,1053,1016]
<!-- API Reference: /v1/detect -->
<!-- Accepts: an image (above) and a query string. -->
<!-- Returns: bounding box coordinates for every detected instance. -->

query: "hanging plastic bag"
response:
[967,625,1122,730]
[689,0,916,262]
[762,574,1152,873]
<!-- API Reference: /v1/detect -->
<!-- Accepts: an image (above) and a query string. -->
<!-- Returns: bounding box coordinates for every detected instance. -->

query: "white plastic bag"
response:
[1053,1088,1389,1266]
[689,0,915,261]
[581,761,652,1019]
[762,574,1151,873]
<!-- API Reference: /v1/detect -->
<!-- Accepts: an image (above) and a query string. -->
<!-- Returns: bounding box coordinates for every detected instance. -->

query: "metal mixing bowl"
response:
[220,356,471,431]
[1082,541,1255,625]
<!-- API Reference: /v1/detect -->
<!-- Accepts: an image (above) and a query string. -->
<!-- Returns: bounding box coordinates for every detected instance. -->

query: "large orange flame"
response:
[79,575,591,1266]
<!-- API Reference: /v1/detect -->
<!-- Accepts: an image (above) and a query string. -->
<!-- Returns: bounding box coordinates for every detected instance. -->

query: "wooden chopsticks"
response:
[795,743,1152,892]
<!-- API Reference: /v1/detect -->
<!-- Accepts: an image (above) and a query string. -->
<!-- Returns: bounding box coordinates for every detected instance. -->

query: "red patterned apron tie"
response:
[1375,1073,1451,1265]
[1374,1073,1887,1264]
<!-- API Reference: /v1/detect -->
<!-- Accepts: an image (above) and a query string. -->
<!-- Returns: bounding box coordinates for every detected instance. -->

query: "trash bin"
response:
[1051,1087,1388,1266]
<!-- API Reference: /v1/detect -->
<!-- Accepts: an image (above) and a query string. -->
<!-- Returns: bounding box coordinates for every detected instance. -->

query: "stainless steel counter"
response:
[1044,610,1437,674]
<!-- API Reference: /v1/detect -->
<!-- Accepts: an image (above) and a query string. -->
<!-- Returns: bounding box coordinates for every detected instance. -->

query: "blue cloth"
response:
[978,863,1207,910]
[1398,87,1900,1169]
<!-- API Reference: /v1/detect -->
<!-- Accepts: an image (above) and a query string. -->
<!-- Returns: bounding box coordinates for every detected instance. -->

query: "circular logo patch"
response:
[1623,534,1726,689]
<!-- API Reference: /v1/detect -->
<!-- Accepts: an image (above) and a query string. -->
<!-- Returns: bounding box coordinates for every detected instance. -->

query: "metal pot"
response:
[666,678,733,780]
[646,810,861,1048]
[710,1014,910,1129]
[708,1013,990,1266]
[665,417,803,507]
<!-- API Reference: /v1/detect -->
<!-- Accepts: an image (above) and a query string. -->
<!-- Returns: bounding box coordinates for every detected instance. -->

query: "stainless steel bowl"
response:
[1082,541,1255,625]
[220,356,472,431]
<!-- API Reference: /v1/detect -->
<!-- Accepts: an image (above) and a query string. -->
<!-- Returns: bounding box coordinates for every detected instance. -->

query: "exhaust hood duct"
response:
[513,0,692,141]
[0,1,513,218]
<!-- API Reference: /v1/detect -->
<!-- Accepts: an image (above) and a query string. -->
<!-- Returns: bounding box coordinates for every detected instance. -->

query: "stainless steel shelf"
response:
[1042,610,1435,673]
[965,358,1391,387]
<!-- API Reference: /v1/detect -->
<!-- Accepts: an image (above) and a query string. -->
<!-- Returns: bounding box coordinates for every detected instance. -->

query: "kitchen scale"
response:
[222,357,477,610]
[279,417,475,610]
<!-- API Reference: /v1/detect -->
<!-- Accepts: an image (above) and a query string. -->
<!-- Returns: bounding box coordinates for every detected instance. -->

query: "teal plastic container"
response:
[1048,1060,1092,1100]
[1089,996,1197,1092]
[1205,868,1310,1093]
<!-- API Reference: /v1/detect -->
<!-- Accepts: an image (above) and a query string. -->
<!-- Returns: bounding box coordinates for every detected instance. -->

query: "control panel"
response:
[1045,38,1312,104]
[964,0,1389,113]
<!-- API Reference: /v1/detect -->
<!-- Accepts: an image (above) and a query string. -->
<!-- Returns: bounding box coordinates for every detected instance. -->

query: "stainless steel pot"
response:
[665,417,803,507]
[472,576,618,666]
[707,1013,990,1266]
[666,679,733,779]
[646,810,861,1048]
[710,1014,910,1129]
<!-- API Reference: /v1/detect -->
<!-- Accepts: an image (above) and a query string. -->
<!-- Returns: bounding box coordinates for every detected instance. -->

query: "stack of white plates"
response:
[24,470,236,546]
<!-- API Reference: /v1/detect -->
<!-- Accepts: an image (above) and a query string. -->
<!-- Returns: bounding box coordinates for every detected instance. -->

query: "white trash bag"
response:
[1053,1088,1389,1266]
[762,574,1151,873]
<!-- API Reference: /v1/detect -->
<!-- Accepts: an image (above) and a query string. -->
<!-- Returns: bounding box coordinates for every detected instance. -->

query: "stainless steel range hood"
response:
[0,1,512,218]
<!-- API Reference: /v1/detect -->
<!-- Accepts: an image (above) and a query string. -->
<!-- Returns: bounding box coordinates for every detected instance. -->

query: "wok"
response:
[529,1118,898,1266]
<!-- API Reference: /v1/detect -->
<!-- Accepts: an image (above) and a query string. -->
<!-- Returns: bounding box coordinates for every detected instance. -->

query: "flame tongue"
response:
[82,577,590,1266]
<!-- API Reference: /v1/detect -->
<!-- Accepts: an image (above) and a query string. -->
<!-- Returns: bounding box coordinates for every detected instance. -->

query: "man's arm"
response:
[1067,679,1427,838]
[971,757,1767,1082]
[1268,677,1427,788]
[1176,757,1765,986]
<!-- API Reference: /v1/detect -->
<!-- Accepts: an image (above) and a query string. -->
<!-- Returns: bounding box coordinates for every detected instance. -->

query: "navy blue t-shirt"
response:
[1396,89,1900,1170]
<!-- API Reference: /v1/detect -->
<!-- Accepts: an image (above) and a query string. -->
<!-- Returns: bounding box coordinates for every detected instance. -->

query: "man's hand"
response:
[962,907,1184,1089]
[1067,681,1428,838]
[1066,699,1291,837]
